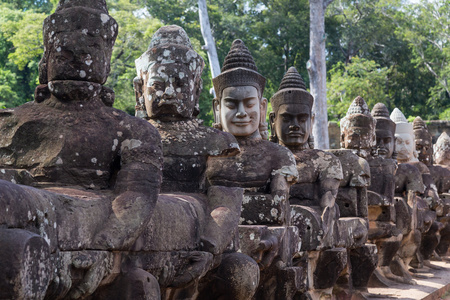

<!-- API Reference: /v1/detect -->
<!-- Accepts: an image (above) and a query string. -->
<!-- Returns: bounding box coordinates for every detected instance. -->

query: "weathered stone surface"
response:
[434,132,450,166]
[210,40,301,299]
[0,1,163,298]
[0,229,52,300]
[133,25,259,299]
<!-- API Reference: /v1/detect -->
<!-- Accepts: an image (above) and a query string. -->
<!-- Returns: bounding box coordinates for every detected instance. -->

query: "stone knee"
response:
[0,229,52,300]
[215,252,260,300]
[93,267,160,300]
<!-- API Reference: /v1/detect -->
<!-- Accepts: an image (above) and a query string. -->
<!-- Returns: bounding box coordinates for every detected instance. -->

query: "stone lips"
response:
[213,39,265,99]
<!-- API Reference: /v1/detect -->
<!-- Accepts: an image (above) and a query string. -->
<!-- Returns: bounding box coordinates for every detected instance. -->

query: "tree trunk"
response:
[308,0,333,149]
[198,0,221,96]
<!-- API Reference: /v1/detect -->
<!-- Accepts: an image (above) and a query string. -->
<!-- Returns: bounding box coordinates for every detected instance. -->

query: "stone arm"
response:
[93,127,163,250]
[319,178,340,209]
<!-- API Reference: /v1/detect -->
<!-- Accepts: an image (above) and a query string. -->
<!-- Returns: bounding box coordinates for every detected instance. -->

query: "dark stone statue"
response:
[413,117,450,266]
[329,96,379,298]
[132,25,259,300]
[367,103,409,286]
[269,67,346,298]
[0,1,163,298]
[207,39,303,300]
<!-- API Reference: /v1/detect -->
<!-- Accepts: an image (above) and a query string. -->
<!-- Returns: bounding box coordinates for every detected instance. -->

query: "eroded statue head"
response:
[340,96,376,158]
[135,25,205,120]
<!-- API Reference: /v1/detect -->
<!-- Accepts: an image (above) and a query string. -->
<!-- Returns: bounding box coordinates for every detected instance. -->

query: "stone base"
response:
[368,260,450,299]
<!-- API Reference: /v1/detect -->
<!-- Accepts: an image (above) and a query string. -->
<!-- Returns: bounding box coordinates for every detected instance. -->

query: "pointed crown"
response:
[135,25,204,77]
[390,108,413,136]
[346,96,371,116]
[213,39,266,99]
[341,96,375,130]
[435,132,450,152]
[413,116,427,130]
[371,103,395,134]
[270,67,313,112]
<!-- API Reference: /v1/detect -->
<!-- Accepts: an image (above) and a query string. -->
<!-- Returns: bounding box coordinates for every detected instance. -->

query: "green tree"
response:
[400,0,450,118]
[327,56,391,120]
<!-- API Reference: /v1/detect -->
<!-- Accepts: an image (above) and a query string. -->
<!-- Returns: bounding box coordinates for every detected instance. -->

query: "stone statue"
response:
[133,25,259,300]
[409,116,445,269]
[434,132,450,166]
[388,108,435,281]
[207,39,302,299]
[330,96,378,297]
[269,67,347,299]
[432,132,450,256]
[413,117,450,264]
[367,103,409,286]
[0,0,163,298]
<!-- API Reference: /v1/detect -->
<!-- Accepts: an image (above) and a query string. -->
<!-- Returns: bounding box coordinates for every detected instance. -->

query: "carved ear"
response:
[212,98,221,125]
[269,111,276,128]
[311,112,315,126]
[260,97,268,124]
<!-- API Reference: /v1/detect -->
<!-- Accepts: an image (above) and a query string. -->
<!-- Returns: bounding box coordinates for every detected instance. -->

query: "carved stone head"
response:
[269,67,314,149]
[413,116,433,166]
[390,108,417,163]
[135,25,205,120]
[371,103,396,159]
[434,132,450,166]
[212,40,267,139]
[39,0,118,85]
[340,96,376,159]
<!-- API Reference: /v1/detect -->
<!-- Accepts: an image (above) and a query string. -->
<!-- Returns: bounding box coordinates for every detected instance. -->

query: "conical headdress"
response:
[213,39,266,99]
[340,96,376,147]
[270,67,313,112]
[434,132,450,164]
[413,116,427,131]
[390,108,413,135]
[371,103,395,133]
[346,96,370,116]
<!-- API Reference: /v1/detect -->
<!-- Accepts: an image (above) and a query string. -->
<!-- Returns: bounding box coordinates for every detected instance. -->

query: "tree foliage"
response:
[327,56,391,120]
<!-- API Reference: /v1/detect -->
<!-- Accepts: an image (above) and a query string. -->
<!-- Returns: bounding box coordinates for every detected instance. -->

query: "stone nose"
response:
[164,85,175,98]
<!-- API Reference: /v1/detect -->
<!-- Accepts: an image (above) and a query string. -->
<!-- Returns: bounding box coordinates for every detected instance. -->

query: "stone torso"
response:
[290,149,343,206]
[0,99,160,190]
[149,119,239,193]
[206,139,296,191]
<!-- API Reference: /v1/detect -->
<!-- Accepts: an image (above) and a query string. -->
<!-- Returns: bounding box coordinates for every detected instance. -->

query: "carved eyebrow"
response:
[223,96,257,101]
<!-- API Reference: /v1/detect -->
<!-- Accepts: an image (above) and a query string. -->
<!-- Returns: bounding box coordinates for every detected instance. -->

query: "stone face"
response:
[0,1,163,298]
